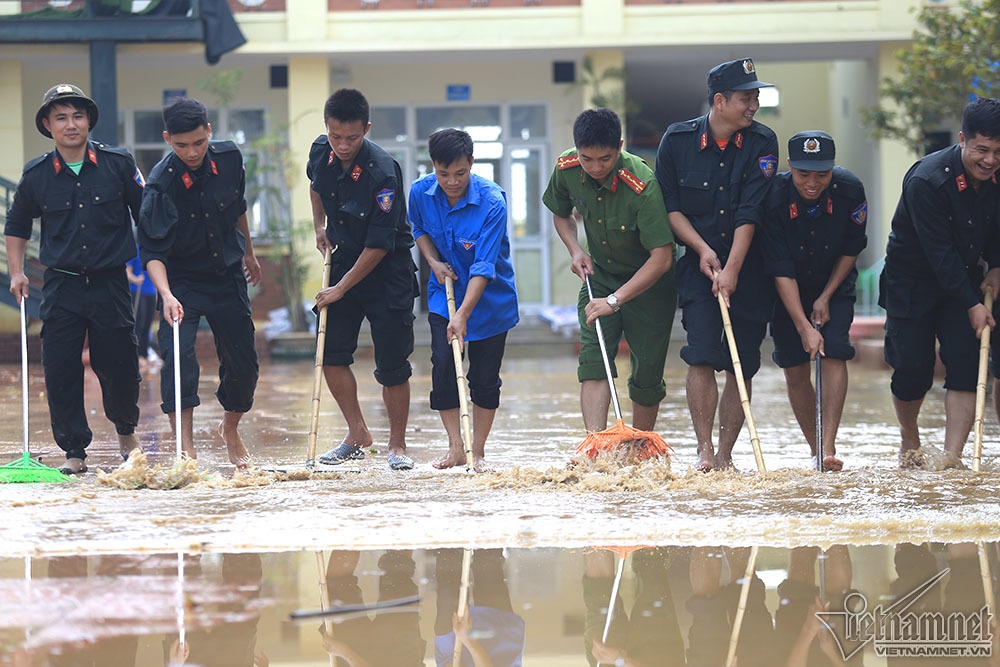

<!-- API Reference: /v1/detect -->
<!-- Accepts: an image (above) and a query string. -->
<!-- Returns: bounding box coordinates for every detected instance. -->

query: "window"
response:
[120,107,280,237]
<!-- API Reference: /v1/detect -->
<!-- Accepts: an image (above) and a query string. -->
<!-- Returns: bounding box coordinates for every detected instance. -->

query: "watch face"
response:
[607,294,619,307]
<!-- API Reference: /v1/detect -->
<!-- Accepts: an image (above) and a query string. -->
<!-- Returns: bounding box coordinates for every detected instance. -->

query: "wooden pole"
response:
[714,274,766,472]
[453,548,473,667]
[725,546,760,667]
[316,551,336,667]
[979,542,996,619]
[445,276,475,472]
[307,247,334,466]
[973,288,994,473]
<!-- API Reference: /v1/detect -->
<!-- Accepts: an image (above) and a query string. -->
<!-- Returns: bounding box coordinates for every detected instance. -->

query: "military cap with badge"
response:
[707,57,774,96]
[788,130,836,172]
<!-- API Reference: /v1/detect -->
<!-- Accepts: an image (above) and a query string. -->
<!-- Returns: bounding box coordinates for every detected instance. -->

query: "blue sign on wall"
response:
[163,89,187,106]
[447,85,470,101]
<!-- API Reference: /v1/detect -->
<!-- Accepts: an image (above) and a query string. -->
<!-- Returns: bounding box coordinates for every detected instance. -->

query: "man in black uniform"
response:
[881,97,1000,468]
[761,131,868,472]
[307,88,418,471]
[655,58,779,472]
[4,84,143,474]
[138,97,261,470]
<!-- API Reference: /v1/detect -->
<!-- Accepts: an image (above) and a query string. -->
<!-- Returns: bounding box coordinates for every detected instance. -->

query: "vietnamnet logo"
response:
[817,569,993,659]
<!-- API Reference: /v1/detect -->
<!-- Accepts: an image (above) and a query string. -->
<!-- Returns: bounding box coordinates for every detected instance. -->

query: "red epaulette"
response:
[557,154,580,170]
[618,168,646,194]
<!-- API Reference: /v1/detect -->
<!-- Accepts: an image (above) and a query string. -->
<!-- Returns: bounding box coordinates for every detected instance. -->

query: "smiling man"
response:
[543,108,675,445]
[409,129,518,471]
[4,84,144,474]
[655,57,779,472]
[761,131,868,472]
[880,97,1000,468]
[138,97,261,470]
[307,88,419,471]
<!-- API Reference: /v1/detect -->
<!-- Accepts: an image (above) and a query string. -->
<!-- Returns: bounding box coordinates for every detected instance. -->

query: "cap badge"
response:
[742,60,755,75]
[803,138,821,153]
[55,84,74,94]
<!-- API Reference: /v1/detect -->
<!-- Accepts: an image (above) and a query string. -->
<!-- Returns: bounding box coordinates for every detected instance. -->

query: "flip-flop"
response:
[388,452,414,471]
[319,442,365,466]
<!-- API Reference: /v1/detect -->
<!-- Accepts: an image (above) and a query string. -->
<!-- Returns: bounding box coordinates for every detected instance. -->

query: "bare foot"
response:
[899,447,924,469]
[432,450,467,470]
[118,433,141,460]
[218,422,251,471]
[941,453,967,470]
[181,443,198,460]
[695,448,714,473]
[822,455,844,472]
[715,454,735,471]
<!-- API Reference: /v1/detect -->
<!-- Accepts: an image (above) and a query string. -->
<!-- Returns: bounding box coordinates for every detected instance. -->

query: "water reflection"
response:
[1,544,997,666]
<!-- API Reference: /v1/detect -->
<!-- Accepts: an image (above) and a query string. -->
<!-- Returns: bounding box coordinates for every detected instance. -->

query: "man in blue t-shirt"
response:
[409,129,519,471]
[126,243,159,368]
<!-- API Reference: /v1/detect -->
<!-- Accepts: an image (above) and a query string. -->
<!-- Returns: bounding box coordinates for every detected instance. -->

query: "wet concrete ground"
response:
[1,348,1000,557]
[1,543,997,665]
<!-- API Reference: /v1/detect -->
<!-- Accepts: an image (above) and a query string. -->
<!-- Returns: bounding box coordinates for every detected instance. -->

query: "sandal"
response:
[388,452,414,471]
[58,458,88,475]
[319,442,365,466]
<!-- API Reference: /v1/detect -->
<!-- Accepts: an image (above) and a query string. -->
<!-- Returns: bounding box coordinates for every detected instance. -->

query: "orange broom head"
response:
[575,419,672,461]
[596,545,653,558]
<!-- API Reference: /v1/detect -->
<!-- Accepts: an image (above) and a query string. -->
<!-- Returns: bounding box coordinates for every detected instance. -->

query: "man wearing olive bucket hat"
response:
[4,84,145,474]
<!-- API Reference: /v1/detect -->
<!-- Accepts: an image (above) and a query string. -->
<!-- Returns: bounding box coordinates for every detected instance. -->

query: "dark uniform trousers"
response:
[880,144,999,401]
[308,136,418,388]
[428,313,506,411]
[40,269,140,460]
[157,265,258,414]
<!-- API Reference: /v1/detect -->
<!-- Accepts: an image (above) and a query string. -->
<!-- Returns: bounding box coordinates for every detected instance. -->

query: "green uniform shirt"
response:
[542,148,674,276]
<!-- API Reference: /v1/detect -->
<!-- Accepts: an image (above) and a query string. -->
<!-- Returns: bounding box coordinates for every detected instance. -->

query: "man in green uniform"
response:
[542,108,676,439]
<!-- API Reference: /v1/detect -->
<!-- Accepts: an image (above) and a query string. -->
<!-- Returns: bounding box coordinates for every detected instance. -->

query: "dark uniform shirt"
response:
[655,114,778,262]
[306,136,413,260]
[541,148,674,277]
[5,141,143,273]
[881,143,1000,316]
[655,114,778,322]
[761,167,868,295]
[138,141,248,282]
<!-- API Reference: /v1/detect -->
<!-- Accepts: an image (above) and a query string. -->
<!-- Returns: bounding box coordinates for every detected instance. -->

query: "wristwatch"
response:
[606,293,621,312]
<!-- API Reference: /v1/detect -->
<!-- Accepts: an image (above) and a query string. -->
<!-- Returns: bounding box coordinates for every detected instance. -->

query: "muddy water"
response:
[1,544,997,665]
[1,351,999,556]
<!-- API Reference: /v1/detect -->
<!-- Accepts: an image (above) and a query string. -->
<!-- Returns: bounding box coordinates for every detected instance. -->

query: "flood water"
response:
[1,348,999,663]
[1,544,997,665]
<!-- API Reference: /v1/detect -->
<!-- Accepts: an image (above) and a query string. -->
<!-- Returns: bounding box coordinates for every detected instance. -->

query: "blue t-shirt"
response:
[434,606,526,666]
[409,173,519,341]
[127,244,157,296]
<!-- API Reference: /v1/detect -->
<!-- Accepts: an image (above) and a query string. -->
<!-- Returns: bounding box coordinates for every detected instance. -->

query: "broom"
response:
[575,275,671,461]
[973,287,994,473]
[0,298,70,483]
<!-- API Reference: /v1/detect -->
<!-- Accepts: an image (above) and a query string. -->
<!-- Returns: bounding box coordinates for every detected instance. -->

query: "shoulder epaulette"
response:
[22,153,49,173]
[665,120,698,136]
[557,154,580,170]
[618,168,646,194]
[831,167,865,199]
[93,142,131,159]
[209,140,240,154]
[312,134,330,147]
[145,154,177,189]
[747,121,777,140]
